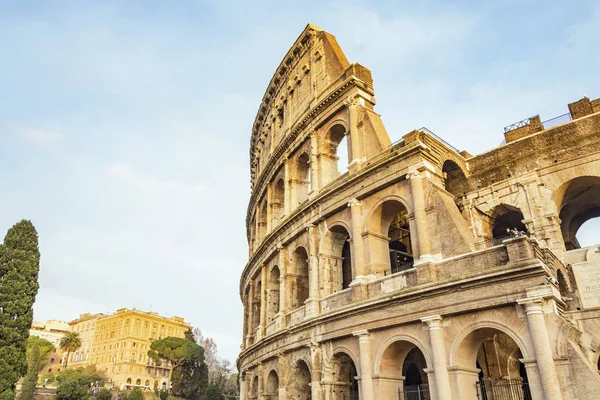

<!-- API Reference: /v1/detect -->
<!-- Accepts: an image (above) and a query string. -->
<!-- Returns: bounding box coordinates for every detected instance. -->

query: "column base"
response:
[304,298,320,317]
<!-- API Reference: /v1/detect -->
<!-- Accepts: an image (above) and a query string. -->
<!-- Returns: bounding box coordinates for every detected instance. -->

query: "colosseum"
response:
[237,24,600,400]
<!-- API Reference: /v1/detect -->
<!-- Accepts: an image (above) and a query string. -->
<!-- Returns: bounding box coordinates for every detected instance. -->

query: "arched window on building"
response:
[295,152,311,206]
[272,178,285,227]
[555,176,600,250]
[366,199,414,276]
[251,280,261,333]
[442,160,469,198]
[266,370,279,398]
[267,267,280,323]
[258,199,268,239]
[326,225,352,291]
[491,204,526,242]
[321,124,349,186]
[292,247,310,309]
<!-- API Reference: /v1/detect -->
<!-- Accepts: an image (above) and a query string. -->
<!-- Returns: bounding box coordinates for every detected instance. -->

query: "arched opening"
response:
[267,267,280,323]
[259,199,268,238]
[288,360,311,399]
[272,178,285,227]
[243,286,250,340]
[366,200,415,277]
[136,379,141,385]
[292,247,310,309]
[251,280,262,333]
[555,176,600,250]
[456,328,531,400]
[127,378,132,385]
[154,381,158,391]
[442,160,469,198]
[491,204,527,241]
[249,376,259,400]
[145,380,149,387]
[379,340,430,399]
[325,225,353,292]
[266,370,279,399]
[322,123,350,186]
[330,352,359,400]
[296,152,311,205]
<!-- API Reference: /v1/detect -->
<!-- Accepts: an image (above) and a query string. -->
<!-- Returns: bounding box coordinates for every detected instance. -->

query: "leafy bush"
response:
[123,388,144,400]
[158,390,169,400]
[97,388,113,400]
[55,367,106,400]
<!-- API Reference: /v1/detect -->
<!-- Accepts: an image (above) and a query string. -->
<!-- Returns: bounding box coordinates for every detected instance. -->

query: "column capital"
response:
[352,329,370,338]
[347,198,362,208]
[517,297,545,315]
[406,170,422,180]
[421,315,447,329]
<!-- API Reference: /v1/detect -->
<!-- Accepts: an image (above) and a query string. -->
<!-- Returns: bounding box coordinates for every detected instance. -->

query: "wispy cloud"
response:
[18,129,64,148]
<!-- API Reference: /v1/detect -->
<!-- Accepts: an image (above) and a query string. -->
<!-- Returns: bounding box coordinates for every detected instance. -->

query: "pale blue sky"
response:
[1,0,599,364]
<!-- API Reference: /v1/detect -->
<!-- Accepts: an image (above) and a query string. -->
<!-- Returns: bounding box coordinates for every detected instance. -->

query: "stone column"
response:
[346,96,363,174]
[353,330,375,400]
[305,225,321,316]
[277,246,287,329]
[239,373,247,400]
[257,363,264,400]
[421,315,452,400]
[407,169,433,262]
[258,266,267,340]
[310,130,321,193]
[246,283,255,348]
[348,198,369,301]
[517,298,563,400]
[283,159,291,216]
[278,353,287,400]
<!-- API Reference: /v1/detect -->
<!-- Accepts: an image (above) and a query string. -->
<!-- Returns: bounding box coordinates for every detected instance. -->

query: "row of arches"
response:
[251,122,351,252]
[246,325,532,400]
[124,378,167,391]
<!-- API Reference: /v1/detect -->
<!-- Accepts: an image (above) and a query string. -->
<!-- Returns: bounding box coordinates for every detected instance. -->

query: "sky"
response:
[0,0,599,365]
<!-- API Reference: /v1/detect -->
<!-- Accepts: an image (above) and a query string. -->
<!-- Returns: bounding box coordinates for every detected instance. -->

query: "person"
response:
[511,227,521,237]
[505,227,513,237]
[43,378,48,388]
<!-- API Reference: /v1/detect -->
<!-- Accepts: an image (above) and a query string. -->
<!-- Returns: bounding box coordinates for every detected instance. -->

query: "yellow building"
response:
[68,308,191,390]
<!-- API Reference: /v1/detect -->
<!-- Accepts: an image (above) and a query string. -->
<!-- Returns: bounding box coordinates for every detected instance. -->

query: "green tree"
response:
[59,331,82,368]
[0,220,41,400]
[158,390,169,400]
[20,343,41,400]
[124,388,144,400]
[55,367,105,400]
[26,336,56,373]
[97,388,112,400]
[148,336,208,400]
[202,383,223,400]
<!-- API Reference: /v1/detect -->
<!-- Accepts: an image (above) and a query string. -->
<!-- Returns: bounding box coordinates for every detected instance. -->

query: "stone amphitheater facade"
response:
[237,24,600,400]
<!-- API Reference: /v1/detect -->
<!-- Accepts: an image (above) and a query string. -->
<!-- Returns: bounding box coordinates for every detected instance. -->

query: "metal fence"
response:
[542,112,572,130]
[476,379,532,400]
[417,127,461,154]
[400,384,430,400]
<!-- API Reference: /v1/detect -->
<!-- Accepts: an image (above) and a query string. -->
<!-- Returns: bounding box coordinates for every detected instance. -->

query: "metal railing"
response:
[503,117,531,133]
[418,127,461,154]
[389,250,414,274]
[476,379,532,400]
[542,112,571,129]
[400,384,430,400]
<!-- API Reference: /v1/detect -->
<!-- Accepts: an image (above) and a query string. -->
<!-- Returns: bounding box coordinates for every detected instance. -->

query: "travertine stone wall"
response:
[238,24,600,400]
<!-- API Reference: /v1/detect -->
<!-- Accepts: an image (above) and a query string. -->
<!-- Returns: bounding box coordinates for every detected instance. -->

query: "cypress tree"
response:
[0,220,40,400]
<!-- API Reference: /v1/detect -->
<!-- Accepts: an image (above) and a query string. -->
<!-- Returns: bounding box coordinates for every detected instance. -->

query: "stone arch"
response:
[272,178,285,227]
[249,375,259,399]
[265,369,280,397]
[267,266,281,323]
[490,203,527,240]
[373,333,433,376]
[364,195,412,233]
[553,176,600,250]
[328,350,360,400]
[450,320,532,365]
[288,358,311,398]
[291,246,310,309]
[320,120,351,185]
[451,322,533,400]
[321,223,353,292]
[364,196,415,276]
[329,345,361,376]
[295,151,311,206]
[442,159,469,198]
[251,278,262,333]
